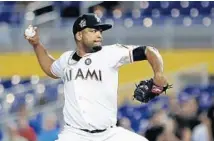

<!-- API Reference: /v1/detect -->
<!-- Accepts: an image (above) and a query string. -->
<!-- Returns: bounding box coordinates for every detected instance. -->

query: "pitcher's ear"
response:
[76,32,82,41]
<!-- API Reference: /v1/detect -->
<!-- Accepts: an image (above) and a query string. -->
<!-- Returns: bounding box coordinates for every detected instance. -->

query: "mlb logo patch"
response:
[79,19,86,28]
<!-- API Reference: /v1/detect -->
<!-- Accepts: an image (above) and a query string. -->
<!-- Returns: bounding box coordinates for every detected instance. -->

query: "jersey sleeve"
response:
[50,51,71,78]
[109,44,139,68]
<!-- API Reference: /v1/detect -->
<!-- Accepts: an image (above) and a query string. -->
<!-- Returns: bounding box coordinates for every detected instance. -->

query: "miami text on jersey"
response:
[63,68,102,82]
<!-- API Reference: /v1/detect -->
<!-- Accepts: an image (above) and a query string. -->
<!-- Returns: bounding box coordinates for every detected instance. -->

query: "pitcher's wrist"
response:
[33,42,41,48]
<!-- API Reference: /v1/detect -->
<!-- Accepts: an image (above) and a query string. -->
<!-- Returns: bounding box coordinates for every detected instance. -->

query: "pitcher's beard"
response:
[84,45,102,53]
[91,46,102,52]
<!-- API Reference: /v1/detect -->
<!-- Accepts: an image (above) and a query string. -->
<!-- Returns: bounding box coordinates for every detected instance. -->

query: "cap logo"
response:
[95,14,101,22]
[79,19,86,28]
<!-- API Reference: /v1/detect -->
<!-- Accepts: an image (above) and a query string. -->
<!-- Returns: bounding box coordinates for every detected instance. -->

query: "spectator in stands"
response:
[7,122,28,141]
[156,118,181,141]
[192,111,213,141]
[144,110,167,141]
[17,118,37,141]
[173,95,200,141]
[37,112,60,141]
[17,104,37,141]
[143,109,180,141]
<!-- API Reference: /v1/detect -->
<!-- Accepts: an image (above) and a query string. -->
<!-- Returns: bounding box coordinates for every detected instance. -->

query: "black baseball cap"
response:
[72,13,112,35]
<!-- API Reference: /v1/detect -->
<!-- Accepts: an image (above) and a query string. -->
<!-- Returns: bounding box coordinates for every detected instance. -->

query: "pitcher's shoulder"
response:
[102,44,121,51]
[59,50,74,58]
[102,44,120,48]
[102,44,131,54]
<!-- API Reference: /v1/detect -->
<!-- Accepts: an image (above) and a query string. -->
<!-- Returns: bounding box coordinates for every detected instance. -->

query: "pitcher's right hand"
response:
[24,25,40,47]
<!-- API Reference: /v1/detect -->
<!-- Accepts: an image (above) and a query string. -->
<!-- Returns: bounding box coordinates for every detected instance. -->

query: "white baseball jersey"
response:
[51,44,137,131]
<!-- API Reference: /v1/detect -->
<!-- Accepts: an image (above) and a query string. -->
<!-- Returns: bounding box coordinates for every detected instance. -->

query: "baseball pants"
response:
[55,125,148,141]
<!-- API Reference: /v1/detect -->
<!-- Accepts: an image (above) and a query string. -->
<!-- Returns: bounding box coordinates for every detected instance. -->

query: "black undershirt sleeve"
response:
[132,46,147,61]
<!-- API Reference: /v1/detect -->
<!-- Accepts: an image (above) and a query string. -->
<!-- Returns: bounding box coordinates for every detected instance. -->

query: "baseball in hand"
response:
[25,25,36,38]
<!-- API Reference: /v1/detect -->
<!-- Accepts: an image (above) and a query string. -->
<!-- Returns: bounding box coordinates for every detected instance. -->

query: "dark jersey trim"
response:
[72,52,82,61]
[132,46,147,61]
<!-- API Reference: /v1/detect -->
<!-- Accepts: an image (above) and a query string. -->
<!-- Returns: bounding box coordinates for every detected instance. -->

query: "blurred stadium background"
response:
[0,1,214,141]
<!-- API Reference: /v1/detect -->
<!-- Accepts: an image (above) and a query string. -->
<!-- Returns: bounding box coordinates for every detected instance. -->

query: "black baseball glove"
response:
[133,79,172,103]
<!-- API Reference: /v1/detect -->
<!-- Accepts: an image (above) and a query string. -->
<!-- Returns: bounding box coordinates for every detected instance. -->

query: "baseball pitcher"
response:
[25,13,171,141]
